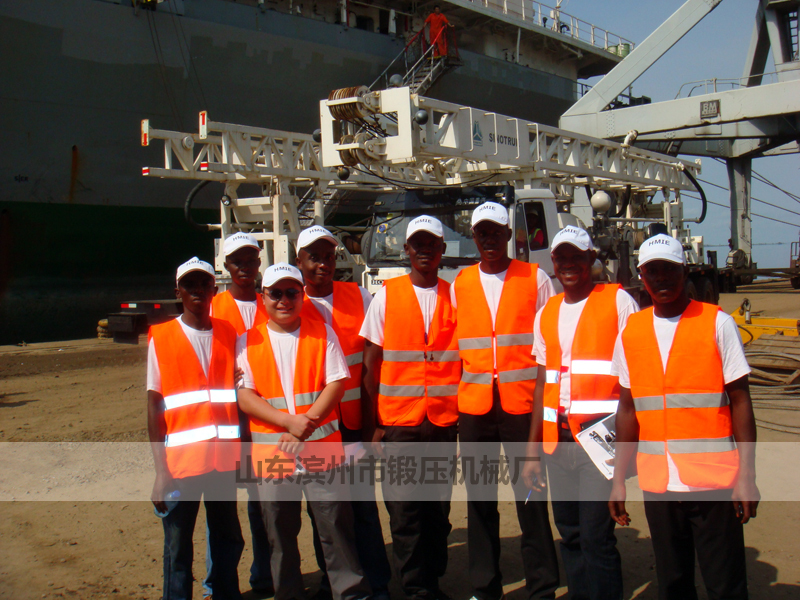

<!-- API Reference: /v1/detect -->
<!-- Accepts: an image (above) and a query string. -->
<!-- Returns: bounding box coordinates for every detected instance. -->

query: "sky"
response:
[563,0,799,268]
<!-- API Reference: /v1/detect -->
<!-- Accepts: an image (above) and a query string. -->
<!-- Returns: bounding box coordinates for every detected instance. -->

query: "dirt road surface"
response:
[2,283,799,599]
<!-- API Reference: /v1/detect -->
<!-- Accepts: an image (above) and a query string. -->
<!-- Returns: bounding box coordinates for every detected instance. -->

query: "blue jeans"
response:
[546,439,622,600]
[203,497,273,596]
[161,472,244,600]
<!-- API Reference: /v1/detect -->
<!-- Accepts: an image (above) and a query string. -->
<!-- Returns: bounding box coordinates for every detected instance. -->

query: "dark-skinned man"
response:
[524,226,638,600]
[451,202,559,600]
[296,225,392,600]
[147,257,244,600]
[208,232,272,599]
[360,215,460,600]
[609,234,759,600]
[237,263,371,600]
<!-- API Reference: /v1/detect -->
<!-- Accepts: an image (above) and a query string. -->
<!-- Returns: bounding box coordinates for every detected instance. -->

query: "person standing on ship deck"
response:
[425,5,454,58]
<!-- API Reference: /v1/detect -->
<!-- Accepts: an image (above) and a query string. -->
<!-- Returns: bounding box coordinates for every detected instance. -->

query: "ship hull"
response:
[0,0,576,343]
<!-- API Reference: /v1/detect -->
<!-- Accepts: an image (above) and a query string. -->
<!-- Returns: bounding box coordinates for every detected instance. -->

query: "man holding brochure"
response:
[525,226,638,600]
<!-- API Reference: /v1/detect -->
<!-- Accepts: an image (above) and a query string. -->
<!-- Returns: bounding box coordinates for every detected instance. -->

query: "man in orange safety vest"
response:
[609,234,759,600]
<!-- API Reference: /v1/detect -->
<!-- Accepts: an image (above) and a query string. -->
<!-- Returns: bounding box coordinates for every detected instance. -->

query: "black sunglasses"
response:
[265,288,303,302]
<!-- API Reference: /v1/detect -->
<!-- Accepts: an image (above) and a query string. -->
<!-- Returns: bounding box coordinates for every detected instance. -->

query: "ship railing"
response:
[370,29,425,91]
[452,0,633,56]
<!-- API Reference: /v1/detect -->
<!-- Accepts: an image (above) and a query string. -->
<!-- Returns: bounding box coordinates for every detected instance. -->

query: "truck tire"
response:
[685,279,698,301]
[792,276,800,290]
[697,277,716,304]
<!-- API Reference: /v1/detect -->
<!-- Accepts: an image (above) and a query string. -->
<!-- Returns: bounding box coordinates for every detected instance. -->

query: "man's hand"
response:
[732,473,760,524]
[522,458,547,493]
[277,433,305,455]
[234,367,245,386]
[285,414,319,440]
[365,426,386,459]
[151,471,175,515]
[608,482,630,526]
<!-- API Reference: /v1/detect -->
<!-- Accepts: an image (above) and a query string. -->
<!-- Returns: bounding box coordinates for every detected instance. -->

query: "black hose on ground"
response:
[184,180,213,232]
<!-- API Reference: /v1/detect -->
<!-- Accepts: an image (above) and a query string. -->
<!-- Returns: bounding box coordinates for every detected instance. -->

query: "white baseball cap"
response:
[471,202,509,228]
[223,232,260,257]
[551,226,594,252]
[406,215,444,240]
[638,234,686,266]
[176,257,216,284]
[262,262,304,288]
[297,226,338,252]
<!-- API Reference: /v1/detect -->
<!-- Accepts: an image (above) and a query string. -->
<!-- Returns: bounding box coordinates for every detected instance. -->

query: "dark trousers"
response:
[643,490,748,600]
[382,417,458,600]
[310,423,392,598]
[260,476,371,600]
[161,472,244,600]
[247,498,275,590]
[459,384,559,600]
[546,431,622,600]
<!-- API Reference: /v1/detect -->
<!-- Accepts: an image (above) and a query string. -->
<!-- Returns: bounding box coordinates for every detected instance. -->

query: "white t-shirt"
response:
[236,323,349,415]
[233,298,258,331]
[360,284,439,346]
[610,309,751,492]
[147,316,214,393]
[450,265,555,373]
[306,286,373,326]
[533,289,639,410]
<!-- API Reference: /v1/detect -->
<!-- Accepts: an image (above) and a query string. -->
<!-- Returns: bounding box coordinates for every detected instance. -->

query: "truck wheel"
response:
[697,277,716,304]
[685,280,698,300]
[792,276,800,290]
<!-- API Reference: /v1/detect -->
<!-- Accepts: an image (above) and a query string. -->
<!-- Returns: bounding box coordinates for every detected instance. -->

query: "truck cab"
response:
[360,186,584,293]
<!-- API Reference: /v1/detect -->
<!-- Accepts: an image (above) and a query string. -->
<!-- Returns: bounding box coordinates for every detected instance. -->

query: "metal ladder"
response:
[370,28,461,95]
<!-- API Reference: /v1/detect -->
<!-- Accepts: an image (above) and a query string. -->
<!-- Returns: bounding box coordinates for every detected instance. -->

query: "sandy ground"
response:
[1,282,799,600]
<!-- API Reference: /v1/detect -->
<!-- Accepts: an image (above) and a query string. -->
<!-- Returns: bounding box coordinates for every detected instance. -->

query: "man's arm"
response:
[608,386,638,526]
[237,388,317,440]
[305,379,345,423]
[524,367,547,492]
[727,375,759,523]
[361,340,385,452]
[147,390,172,513]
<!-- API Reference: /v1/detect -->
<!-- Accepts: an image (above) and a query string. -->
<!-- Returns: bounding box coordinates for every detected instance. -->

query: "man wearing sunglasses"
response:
[237,263,371,600]
[296,226,392,600]
[361,215,460,600]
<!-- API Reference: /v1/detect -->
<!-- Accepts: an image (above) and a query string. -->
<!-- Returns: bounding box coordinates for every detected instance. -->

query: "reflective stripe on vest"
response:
[163,389,236,410]
[570,359,613,375]
[346,351,363,367]
[545,370,560,384]
[342,388,360,403]
[295,391,322,408]
[252,420,340,444]
[165,424,242,447]
[453,261,539,416]
[569,400,619,414]
[623,301,737,492]
[543,407,558,423]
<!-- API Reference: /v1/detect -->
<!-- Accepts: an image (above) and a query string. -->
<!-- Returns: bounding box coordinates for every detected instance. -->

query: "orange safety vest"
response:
[211,290,268,336]
[150,317,241,478]
[453,260,540,415]
[245,320,343,478]
[540,284,621,454]
[301,282,365,430]
[377,275,460,427]
[622,300,739,493]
